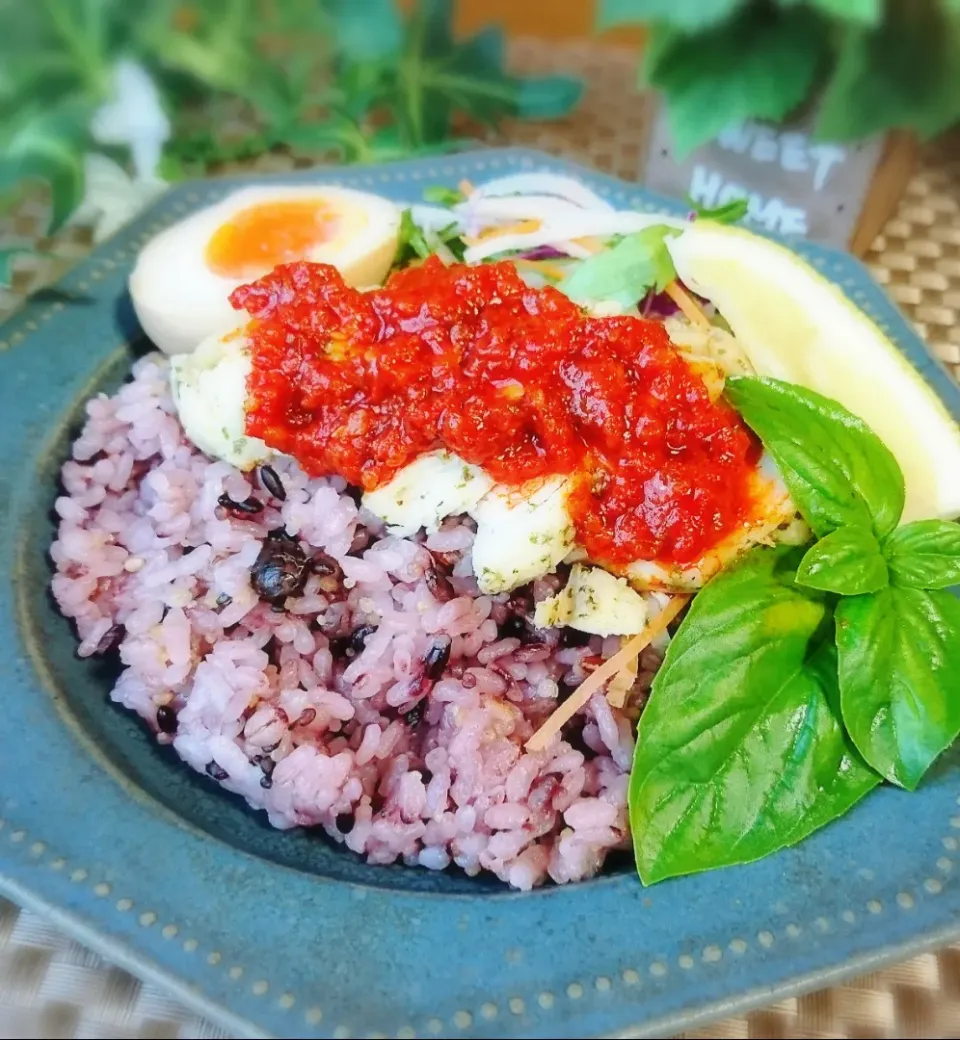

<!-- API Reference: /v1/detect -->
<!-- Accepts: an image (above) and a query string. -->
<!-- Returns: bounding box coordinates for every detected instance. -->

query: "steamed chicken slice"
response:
[362,451,493,536]
[469,477,576,594]
[534,564,648,636]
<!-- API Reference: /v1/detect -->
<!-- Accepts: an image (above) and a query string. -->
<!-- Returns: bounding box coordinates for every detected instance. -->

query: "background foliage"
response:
[0,0,581,253]
[598,0,960,156]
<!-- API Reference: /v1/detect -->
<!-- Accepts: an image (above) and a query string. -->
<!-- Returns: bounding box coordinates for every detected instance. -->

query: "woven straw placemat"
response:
[2,37,959,1040]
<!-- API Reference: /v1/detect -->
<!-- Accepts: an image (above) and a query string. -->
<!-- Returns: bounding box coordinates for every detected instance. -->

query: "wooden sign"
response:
[641,105,913,254]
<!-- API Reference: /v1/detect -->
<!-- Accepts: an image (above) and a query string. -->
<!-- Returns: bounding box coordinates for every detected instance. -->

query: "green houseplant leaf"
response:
[642,7,827,157]
[725,377,905,540]
[883,519,960,589]
[598,0,748,32]
[630,545,880,884]
[327,0,402,62]
[798,0,882,24]
[816,2,960,141]
[796,525,888,595]
[1,99,92,232]
[836,585,960,790]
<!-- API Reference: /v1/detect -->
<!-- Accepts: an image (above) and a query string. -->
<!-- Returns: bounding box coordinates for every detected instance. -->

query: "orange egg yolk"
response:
[205,200,337,278]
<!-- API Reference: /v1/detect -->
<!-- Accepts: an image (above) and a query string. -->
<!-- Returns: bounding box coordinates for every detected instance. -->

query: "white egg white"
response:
[131,185,401,356]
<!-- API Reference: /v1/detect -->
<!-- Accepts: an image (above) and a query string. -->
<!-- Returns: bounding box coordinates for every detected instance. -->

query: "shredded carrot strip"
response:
[477,218,541,242]
[605,648,638,710]
[526,595,691,752]
[458,179,475,196]
[665,281,711,329]
[574,236,604,254]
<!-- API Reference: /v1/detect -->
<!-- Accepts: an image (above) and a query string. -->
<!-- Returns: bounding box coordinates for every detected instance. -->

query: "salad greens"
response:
[630,375,960,882]
[689,197,749,223]
[560,226,678,309]
[393,208,465,270]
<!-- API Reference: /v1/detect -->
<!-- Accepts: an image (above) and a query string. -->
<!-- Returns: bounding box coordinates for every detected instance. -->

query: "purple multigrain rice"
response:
[50,356,654,890]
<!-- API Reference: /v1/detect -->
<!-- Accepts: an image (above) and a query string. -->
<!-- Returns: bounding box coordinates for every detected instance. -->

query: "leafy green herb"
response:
[836,586,960,790]
[629,545,880,884]
[423,184,466,206]
[725,377,904,540]
[690,197,748,224]
[882,519,960,589]
[796,525,888,595]
[559,225,678,308]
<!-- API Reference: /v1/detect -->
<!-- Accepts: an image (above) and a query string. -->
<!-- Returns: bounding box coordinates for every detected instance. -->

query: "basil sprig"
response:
[630,547,879,885]
[630,375,960,882]
[728,377,960,788]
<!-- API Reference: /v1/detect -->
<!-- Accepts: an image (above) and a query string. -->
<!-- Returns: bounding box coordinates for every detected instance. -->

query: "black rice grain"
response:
[258,464,286,501]
[217,493,264,515]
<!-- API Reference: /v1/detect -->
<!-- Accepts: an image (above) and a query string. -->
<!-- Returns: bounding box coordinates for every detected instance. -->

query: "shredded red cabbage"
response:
[515,245,571,261]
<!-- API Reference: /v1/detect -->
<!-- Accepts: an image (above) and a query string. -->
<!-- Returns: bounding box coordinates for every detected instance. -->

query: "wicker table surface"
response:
[2,38,959,1040]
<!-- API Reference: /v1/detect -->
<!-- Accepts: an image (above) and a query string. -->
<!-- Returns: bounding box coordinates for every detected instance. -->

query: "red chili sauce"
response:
[232,257,759,567]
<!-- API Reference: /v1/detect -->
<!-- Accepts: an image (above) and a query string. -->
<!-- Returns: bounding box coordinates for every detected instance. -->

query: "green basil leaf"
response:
[796,525,888,595]
[690,197,748,223]
[630,546,880,884]
[560,225,677,308]
[837,586,960,790]
[725,377,905,540]
[883,519,960,589]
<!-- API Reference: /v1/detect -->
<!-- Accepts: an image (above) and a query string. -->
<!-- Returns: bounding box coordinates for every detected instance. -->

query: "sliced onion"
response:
[410,204,459,231]
[471,171,615,212]
[456,194,590,225]
[465,211,688,264]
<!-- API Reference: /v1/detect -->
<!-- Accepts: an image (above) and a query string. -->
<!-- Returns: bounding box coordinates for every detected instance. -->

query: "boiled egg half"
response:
[131,185,401,355]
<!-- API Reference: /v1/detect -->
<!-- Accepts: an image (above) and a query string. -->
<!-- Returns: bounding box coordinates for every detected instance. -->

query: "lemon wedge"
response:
[666,223,960,523]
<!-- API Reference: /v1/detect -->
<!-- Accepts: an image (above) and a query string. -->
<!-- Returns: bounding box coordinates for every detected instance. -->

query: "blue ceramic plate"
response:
[2,148,959,1040]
